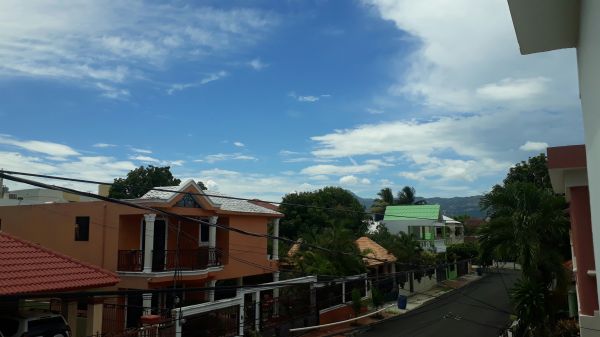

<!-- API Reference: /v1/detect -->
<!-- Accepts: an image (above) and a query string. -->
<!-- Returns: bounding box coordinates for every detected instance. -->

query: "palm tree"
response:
[480,182,569,335]
[396,186,416,205]
[378,188,395,205]
[371,187,395,220]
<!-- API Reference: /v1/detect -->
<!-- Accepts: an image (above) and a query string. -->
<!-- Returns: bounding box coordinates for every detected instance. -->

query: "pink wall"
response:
[570,186,599,316]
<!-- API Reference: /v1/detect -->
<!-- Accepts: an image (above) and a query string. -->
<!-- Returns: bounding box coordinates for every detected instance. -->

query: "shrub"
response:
[352,288,362,317]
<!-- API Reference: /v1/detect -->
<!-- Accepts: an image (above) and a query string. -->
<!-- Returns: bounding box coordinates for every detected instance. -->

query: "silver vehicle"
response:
[0,312,71,337]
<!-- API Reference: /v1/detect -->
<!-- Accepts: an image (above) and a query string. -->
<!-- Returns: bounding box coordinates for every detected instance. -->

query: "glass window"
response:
[75,216,90,241]
[200,223,209,243]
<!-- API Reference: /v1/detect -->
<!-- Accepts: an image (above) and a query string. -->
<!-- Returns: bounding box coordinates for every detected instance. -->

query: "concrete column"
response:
[209,216,218,265]
[342,279,346,303]
[272,218,280,260]
[142,293,152,315]
[86,300,103,336]
[392,263,397,289]
[143,214,156,273]
[579,0,600,308]
[273,272,280,317]
[66,301,78,335]
[253,291,260,331]
[238,295,245,336]
[208,280,216,302]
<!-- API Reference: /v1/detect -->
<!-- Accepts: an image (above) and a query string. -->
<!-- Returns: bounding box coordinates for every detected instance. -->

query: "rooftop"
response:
[0,231,119,296]
[355,236,397,267]
[383,204,441,221]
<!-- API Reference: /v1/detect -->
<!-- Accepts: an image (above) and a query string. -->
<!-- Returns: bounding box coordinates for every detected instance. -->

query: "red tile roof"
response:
[0,231,119,296]
[355,237,397,267]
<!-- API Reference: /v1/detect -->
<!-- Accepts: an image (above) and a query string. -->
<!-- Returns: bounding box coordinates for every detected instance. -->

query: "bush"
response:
[446,242,479,261]
[371,287,384,308]
[552,319,579,337]
[352,288,362,317]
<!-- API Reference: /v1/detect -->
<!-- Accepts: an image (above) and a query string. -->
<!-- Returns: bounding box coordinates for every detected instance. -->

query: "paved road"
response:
[355,270,519,337]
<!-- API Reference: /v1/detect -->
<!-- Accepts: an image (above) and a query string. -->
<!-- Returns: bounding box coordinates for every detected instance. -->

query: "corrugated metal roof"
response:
[383,204,441,221]
[137,180,281,215]
[0,232,119,296]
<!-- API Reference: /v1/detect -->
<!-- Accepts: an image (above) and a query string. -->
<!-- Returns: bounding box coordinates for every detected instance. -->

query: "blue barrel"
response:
[397,294,407,309]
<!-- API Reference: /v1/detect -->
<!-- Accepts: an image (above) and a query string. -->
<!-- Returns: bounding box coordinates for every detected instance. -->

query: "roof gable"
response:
[355,236,397,266]
[0,232,119,295]
[383,204,441,221]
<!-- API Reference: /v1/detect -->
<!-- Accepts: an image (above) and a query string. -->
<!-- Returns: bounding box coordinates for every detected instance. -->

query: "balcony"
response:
[117,247,222,272]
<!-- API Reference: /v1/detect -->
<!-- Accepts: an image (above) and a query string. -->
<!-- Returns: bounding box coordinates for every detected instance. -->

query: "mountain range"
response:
[353,194,485,218]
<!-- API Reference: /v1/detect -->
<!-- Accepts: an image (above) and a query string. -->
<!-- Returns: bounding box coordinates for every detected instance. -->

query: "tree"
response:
[396,186,416,205]
[369,224,422,266]
[503,153,551,189]
[109,166,181,199]
[279,187,367,241]
[378,188,395,205]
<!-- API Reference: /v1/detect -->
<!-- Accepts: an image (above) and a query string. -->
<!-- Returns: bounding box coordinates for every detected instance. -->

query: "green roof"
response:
[383,204,441,221]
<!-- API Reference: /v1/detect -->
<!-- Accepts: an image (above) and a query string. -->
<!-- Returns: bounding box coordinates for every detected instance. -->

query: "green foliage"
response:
[371,186,417,220]
[279,186,367,240]
[109,165,182,199]
[552,319,579,337]
[503,153,552,189]
[291,222,366,276]
[368,224,422,265]
[446,242,479,261]
[511,277,551,337]
[371,287,384,309]
[420,250,437,266]
[352,288,362,317]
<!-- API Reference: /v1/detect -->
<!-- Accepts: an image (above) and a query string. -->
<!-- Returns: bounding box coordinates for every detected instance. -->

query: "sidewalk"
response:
[298,273,484,337]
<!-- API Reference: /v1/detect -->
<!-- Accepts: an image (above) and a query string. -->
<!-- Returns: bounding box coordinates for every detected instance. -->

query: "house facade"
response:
[0,180,283,331]
[380,205,448,253]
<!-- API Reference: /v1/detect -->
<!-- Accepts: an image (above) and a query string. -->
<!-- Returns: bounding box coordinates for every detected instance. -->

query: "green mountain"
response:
[353,194,484,218]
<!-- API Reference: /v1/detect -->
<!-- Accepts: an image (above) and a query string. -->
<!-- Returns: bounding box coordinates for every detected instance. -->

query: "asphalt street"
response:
[354,270,520,337]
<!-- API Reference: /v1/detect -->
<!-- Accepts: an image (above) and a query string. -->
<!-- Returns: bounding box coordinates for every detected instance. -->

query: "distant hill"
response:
[352,194,485,219]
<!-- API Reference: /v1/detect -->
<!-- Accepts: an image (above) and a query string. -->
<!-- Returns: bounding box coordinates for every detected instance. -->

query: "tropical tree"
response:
[279,187,367,240]
[396,186,416,205]
[369,224,422,266]
[109,165,182,199]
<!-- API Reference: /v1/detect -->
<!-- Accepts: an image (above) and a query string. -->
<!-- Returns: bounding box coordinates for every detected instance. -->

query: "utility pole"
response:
[0,170,4,199]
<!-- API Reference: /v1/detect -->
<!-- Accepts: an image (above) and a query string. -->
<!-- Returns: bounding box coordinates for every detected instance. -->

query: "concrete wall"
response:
[578,0,600,308]
[381,219,433,236]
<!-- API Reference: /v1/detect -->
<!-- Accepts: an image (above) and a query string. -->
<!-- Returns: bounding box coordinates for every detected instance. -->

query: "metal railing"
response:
[117,247,222,272]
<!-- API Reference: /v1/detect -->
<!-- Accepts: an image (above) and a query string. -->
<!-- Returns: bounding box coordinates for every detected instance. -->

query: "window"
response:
[75,216,90,241]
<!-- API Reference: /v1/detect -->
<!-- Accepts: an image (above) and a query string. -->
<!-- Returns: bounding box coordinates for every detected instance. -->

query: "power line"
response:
[0,172,390,264]
[0,169,461,223]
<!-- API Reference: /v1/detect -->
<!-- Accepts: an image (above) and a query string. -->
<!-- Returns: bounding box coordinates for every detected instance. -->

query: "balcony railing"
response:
[117,247,222,272]
[118,250,144,272]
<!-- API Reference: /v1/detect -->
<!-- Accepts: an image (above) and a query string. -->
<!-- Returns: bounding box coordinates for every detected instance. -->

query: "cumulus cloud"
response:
[301,163,380,176]
[363,0,579,112]
[0,1,275,98]
[519,141,548,152]
[339,175,371,185]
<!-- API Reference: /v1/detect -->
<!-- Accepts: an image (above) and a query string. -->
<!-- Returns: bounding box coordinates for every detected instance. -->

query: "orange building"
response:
[0,180,282,329]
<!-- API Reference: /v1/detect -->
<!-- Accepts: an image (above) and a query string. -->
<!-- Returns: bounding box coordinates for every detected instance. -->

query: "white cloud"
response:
[131,148,152,154]
[0,1,274,97]
[248,58,267,70]
[129,155,185,167]
[93,143,117,148]
[301,163,380,176]
[196,153,258,164]
[363,0,579,112]
[519,141,548,152]
[476,77,549,101]
[167,71,228,95]
[129,155,160,163]
[234,141,245,147]
[289,92,332,103]
[339,175,371,185]
[0,135,79,156]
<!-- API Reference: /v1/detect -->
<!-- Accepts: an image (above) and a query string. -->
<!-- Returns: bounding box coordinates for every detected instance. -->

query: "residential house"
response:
[0,180,283,332]
[0,231,120,336]
[443,215,464,245]
[380,205,448,253]
[547,145,598,331]
[355,236,397,277]
[507,1,600,334]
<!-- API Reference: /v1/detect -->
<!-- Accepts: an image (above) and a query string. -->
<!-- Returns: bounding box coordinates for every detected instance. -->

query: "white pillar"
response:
[272,218,280,261]
[142,293,152,315]
[208,280,216,302]
[143,214,156,273]
[66,301,78,334]
[209,216,218,265]
[86,300,103,336]
[392,263,397,289]
[342,279,346,303]
[238,293,245,336]
[253,291,260,331]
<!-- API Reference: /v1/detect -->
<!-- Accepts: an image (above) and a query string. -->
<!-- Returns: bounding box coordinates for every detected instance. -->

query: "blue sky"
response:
[0,0,585,200]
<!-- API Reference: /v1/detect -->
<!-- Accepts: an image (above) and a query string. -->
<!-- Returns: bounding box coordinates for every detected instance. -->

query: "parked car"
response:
[0,312,71,337]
